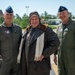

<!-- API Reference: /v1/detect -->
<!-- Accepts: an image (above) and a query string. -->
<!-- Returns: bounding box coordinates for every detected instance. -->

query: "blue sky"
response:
[0,0,75,17]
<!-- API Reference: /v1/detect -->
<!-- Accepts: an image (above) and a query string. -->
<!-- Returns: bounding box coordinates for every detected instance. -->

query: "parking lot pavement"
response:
[50,67,56,75]
[50,54,58,75]
[50,28,58,75]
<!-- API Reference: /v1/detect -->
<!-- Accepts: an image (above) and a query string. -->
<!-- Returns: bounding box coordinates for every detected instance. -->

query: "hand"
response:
[39,55,44,61]
[34,55,44,61]
[54,55,57,65]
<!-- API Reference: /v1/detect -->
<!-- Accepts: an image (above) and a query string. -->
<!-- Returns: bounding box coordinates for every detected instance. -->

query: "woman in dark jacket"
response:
[17,11,60,75]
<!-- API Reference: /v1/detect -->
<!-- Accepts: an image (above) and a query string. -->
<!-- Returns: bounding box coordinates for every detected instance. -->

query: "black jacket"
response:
[19,24,60,75]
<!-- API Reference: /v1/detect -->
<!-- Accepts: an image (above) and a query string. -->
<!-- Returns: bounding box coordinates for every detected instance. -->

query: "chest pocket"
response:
[63,28,73,39]
[0,27,21,46]
[0,30,12,42]
[13,32,20,43]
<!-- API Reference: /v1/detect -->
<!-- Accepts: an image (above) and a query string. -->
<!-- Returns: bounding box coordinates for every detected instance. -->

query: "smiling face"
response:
[30,15,40,28]
[58,10,69,23]
[4,12,14,25]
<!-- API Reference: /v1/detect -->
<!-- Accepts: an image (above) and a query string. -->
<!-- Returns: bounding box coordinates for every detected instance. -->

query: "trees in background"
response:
[0,11,75,29]
[0,17,4,24]
[13,13,29,29]
[20,14,29,29]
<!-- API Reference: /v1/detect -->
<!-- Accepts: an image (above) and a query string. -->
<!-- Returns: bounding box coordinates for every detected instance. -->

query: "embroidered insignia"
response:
[64,28,68,32]
[62,8,64,10]
[5,30,10,34]
[58,29,63,32]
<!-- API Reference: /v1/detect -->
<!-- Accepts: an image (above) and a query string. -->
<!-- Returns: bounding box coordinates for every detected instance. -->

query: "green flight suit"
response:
[57,18,75,75]
[0,23,22,75]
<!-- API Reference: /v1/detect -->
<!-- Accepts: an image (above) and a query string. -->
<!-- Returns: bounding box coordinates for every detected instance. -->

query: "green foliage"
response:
[0,11,74,29]
[13,14,21,25]
[20,18,29,29]
[21,14,29,29]
[0,17,4,24]
[13,13,29,29]
[48,25,57,29]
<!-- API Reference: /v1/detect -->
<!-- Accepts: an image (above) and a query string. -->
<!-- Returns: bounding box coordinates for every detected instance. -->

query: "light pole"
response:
[25,6,29,16]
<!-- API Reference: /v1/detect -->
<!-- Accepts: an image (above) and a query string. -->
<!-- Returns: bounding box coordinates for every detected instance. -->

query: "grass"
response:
[48,25,57,29]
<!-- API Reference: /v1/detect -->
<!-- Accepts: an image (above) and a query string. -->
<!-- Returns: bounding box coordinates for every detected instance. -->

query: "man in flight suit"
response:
[54,6,75,75]
[0,6,22,75]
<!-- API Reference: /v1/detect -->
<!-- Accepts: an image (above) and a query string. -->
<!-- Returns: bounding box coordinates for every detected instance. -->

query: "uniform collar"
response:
[2,22,14,27]
[67,18,72,25]
[62,18,72,25]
